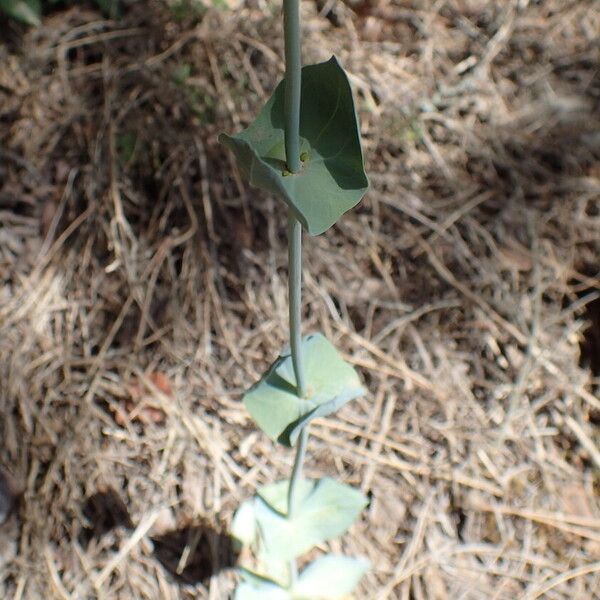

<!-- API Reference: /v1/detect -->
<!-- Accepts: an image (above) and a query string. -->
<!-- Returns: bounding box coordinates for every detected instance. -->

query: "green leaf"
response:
[293,555,370,599]
[239,568,284,586]
[173,63,192,85]
[254,478,367,561]
[219,56,368,236]
[256,479,313,515]
[0,0,41,25]
[235,581,291,600]
[231,498,258,548]
[243,333,364,447]
[232,502,290,585]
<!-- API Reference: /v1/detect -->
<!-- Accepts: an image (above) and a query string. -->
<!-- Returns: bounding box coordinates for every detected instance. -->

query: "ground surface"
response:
[1,0,599,598]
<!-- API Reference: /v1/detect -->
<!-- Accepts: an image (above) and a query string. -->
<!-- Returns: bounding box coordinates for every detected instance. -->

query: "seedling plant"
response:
[220,0,369,597]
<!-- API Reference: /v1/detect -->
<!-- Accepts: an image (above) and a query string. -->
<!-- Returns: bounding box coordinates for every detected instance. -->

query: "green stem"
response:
[283,0,302,173]
[287,426,308,518]
[287,426,308,586]
[287,210,307,397]
[283,0,307,588]
[286,210,307,588]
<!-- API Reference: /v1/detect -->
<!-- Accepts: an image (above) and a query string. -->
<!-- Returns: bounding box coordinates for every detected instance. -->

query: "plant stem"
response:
[283,0,308,587]
[286,210,308,587]
[287,426,308,587]
[283,0,302,174]
[287,426,308,519]
[287,210,307,397]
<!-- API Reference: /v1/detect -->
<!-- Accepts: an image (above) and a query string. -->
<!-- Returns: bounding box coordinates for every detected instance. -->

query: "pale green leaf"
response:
[235,581,291,600]
[243,333,364,447]
[232,502,290,585]
[219,57,368,235]
[254,478,368,561]
[231,498,258,547]
[293,555,370,599]
[0,0,41,25]
[257,479,313,515]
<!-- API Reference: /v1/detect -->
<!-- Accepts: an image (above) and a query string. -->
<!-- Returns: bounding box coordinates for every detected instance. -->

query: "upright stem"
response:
[287,425,308,585]
[286,210,307,586]
[283,0,308,587]
[287,211,307,397]
[283,0,302,174]
[287,426,308,518]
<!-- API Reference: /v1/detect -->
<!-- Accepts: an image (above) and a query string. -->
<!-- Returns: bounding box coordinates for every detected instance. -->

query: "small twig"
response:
[523,561,600,600]
[563,415,600,471]
[94,510,160,588]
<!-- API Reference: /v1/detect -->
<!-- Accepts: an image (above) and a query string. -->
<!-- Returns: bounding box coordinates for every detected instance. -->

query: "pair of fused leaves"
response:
[232,478,369,599]
[219,57,368,236]
[236,555,369,600]
[243,333,364,447]
[233,478,368,563]
[235,335,368,595]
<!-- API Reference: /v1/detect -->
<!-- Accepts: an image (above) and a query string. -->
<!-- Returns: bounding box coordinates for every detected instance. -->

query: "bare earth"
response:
[1,1,599,598]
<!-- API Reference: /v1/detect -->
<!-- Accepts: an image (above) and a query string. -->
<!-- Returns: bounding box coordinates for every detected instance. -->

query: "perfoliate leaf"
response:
[231,502,290,585]
[239,568,284,586]
[293,555,370,599]
[235,581,291,600]
[253,478,368,561]
[219,57,368,235]
[231,498,258,548]
[243,333,364,447]
[0,0,41,25]
[257,479,313,515]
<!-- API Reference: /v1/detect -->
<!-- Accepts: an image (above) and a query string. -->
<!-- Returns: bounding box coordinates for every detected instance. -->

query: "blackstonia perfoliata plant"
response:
[219,0,369,597]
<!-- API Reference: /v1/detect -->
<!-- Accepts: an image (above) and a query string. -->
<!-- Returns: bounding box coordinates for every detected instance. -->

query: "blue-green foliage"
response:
[221,44,370,598]
[219,58,369,236]
[0,0,120,25]
[0,0,41,25]
[243,334,364,447]
[0,0,229,25]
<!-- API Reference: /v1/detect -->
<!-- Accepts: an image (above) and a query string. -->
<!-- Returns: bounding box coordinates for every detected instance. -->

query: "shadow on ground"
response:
[151,522,237,585]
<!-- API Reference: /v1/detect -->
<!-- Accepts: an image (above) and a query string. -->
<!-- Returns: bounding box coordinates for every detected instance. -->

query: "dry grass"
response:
[1,0,599,598]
